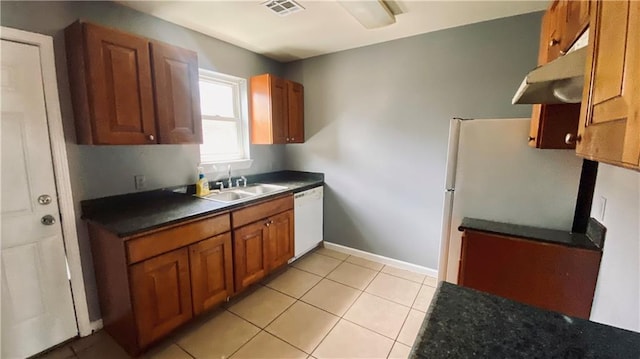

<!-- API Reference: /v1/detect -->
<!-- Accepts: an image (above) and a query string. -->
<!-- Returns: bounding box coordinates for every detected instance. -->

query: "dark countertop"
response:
[411,282,640,358]
[81,171,323,237]
[458,217,604,251]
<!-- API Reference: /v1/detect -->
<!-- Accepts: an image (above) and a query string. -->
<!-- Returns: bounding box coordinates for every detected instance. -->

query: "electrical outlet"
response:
[597,196,607,221]
[134,175,146,190]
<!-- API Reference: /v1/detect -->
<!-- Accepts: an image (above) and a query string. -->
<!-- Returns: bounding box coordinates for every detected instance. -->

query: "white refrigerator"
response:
[438,118,584,283]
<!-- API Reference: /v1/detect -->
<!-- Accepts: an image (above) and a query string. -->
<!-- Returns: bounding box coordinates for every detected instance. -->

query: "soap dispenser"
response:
[195,166,210,197]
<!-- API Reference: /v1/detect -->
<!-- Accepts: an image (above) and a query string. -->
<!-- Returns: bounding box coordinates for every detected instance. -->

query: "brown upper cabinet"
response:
[150,41,203,144]
[250,73,304,144]
[576,0,640,170]
[529,0,589,149]
[65,21,202,145]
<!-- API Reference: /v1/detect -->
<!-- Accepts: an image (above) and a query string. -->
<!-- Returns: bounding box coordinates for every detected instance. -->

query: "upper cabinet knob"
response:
[528,136,535,142]
[565,133,582,145]
[549,38,560,47]
[147,134,155,141]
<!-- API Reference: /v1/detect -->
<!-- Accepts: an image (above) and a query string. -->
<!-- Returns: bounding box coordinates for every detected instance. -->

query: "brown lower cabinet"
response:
[232,195,295,292]
[88,194,295,356]
[458,230,601,319]
[130,248,193,348]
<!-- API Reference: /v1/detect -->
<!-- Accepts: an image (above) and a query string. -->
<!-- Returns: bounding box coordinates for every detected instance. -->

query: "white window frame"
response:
[198,69,252,170]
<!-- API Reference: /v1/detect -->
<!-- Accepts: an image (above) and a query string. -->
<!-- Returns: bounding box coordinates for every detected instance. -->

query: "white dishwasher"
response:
[292,186,323,260]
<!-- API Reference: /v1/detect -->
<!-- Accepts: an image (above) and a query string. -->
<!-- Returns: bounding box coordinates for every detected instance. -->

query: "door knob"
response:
[38,194,52,205]
[565,133,582,145]
[41,215,56,226]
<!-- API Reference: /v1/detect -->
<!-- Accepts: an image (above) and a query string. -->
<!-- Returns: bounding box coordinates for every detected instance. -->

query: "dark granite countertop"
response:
[81,171,323,237]
[458,217,604,251]
[411,282,640,358]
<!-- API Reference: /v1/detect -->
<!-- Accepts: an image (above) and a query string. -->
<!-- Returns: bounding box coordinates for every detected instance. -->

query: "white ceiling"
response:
[120,0,547,63]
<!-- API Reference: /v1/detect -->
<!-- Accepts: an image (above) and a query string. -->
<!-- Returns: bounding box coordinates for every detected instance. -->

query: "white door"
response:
[1,39,77,358]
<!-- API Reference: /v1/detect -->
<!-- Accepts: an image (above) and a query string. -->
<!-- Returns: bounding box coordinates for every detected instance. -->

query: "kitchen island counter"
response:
[411,282,640,358]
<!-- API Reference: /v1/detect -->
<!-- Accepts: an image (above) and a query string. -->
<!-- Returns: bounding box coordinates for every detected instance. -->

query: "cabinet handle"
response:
[560,50,567,56]
[564,133,582,145]
[528,136,535,142]
[147,134,155,141]
[291,137,295,141]
[549,38,560,47]
[265,219,271,227]
[286,137,290,142]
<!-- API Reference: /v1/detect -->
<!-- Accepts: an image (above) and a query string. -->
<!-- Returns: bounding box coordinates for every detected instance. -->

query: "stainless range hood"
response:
[512,31,589,105]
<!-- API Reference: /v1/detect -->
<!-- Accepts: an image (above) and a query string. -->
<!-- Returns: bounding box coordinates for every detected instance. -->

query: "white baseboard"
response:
[323,242,438,278]
[86,319,103,336]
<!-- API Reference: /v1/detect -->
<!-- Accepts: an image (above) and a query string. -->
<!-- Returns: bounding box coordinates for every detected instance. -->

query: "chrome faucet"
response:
[236,176,247,188]
[227,164,233,188]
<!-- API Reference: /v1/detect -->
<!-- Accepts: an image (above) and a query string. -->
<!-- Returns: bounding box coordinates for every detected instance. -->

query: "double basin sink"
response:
[199,183,289,204]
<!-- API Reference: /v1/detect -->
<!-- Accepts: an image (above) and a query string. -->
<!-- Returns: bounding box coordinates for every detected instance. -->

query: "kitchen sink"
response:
[199,183,288,203]
[239,183,288,195]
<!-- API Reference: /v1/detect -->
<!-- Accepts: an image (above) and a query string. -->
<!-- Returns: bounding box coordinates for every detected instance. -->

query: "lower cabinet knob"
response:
[147,134,155,141]
[564,133,582,145]
[528,136,535,142]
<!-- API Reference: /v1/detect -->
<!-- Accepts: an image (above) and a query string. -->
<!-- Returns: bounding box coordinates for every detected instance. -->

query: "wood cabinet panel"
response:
[189,233,234,315]
[126,213,230,264]
[130,248,192,348]
[577,0,640,169]
[268,210,294,270]
[459,230,601,319]
[88,224,138,355]
[546,1,565,61]
[151,41,203,144]
[271,76,288,144]
[66,21,157,145]
[250,73,304,144]
[287,81,304,143]
[232,195,293,228]
[233,221,269,291]
[564,0,590,49]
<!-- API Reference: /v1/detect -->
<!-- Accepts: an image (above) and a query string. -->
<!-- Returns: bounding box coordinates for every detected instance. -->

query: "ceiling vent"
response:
[263,0,305,16]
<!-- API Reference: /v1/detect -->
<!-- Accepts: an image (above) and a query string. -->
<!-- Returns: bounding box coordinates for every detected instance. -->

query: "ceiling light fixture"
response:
[263,0,305,16]
[338,0,396,29]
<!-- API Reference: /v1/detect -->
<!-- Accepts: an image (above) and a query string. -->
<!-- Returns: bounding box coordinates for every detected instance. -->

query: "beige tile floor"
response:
[36,247,438,359]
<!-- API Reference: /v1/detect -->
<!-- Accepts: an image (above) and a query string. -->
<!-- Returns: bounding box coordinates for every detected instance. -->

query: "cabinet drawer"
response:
[232,195,293,228]
[126,214,230,264]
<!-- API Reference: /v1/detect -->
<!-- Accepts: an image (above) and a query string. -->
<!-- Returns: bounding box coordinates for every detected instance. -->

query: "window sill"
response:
[200,159,253,173]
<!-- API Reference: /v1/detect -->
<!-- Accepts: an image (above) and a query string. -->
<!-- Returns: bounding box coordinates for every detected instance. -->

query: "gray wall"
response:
[284,12,543,270]
[589,164,640,332]
[1,1,286,320]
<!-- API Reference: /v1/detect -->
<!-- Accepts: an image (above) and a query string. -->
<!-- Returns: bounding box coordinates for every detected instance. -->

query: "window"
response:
[198,69,250,165]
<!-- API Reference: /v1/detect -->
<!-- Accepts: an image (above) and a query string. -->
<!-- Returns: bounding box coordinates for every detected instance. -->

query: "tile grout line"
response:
[174,342,196,359]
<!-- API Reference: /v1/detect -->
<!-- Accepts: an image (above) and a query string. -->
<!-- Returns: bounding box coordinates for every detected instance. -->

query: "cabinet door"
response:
[189,233,234,315]
[150,41,203,144]
[564,0,590,49]
[286,81,304,143]
[268,210,294,270]
[83,23,157,144]
[130,248,192,348]
[577,1,640,169]
[546,1,566,61]
[233,221,269,291]
[271,76,288,144]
